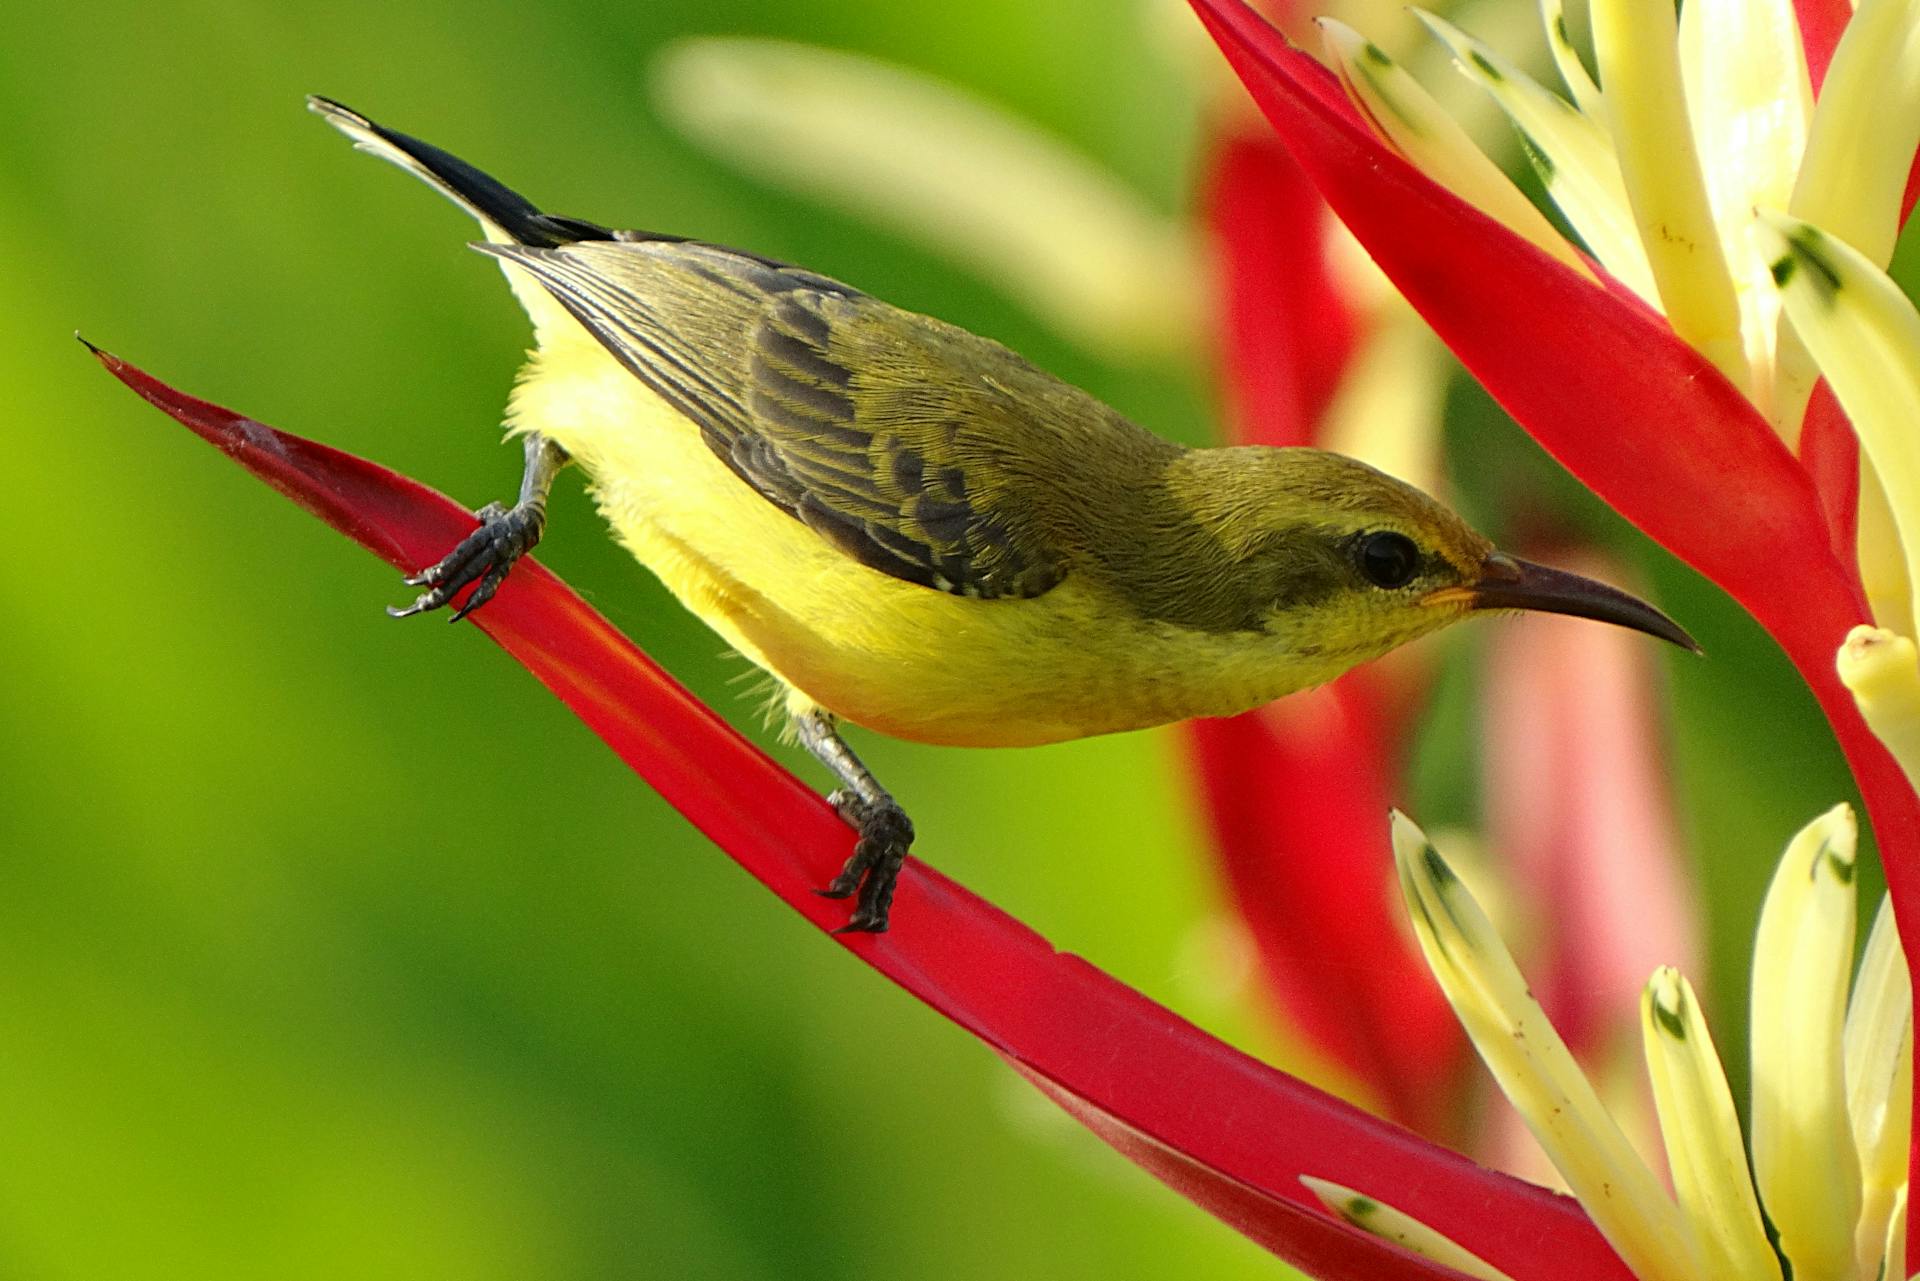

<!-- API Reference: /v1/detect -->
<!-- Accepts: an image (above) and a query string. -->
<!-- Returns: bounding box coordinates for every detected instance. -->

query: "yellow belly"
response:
[503,328,1335,747]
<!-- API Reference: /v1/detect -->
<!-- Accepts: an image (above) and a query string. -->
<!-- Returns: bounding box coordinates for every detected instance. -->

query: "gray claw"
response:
[390,500,545,622]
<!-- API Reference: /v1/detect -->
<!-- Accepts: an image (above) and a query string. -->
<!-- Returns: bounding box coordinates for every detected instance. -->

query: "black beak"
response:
[1433,553,1701,653]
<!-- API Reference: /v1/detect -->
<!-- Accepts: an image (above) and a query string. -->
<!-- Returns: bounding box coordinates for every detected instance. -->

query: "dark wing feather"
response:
[478,240,1068,600]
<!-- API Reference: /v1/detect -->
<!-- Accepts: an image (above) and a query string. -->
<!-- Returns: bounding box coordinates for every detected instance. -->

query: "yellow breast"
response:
[500,305,1339,747]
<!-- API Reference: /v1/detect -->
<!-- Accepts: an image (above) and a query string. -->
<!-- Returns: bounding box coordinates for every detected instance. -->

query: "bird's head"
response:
[1166,447,1696,666]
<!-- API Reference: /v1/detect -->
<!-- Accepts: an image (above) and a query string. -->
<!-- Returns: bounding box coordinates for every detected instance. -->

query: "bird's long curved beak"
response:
[1427,552,1701,652]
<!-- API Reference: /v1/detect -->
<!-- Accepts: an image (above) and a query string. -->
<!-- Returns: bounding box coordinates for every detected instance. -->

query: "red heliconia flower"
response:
[1185,0,1920,1266]
[1181,0,1919,897]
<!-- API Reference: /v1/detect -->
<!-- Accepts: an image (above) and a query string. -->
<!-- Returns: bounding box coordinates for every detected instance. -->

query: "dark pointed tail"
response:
[308,96,611,247]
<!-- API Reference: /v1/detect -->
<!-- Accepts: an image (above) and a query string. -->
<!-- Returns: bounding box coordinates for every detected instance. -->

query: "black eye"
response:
[1356,531,1420,589]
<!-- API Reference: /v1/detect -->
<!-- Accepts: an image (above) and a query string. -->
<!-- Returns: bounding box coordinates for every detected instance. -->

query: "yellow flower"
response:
[1314,808,1913,1281]
[1760,201,1920,806]
[1320,0,1920,430]
[1317,0,1920,639]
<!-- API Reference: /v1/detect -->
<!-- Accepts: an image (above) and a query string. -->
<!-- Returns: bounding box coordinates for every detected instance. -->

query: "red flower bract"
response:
[1797,0,1851,90]
[1186,0,1920,1264]
[1206,131,1358,447]
[1186,0,1920,988]
[93,344,1635,1280]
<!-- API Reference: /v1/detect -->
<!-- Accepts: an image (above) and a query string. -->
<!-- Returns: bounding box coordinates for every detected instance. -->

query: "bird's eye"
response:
[1356,531,1420,589]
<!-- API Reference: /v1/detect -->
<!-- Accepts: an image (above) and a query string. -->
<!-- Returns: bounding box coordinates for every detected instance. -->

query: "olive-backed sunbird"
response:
[309,96,1695,933]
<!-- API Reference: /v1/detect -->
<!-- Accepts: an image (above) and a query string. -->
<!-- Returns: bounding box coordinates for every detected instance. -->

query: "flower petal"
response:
[1860,470,1918,646]
[1749,803,1863,1281]
[1790,0,1920,271]
[1391,812,1698,1281]
[1301,1176,1517,1281]
[1844,895,1913,1281]
[1839,627,1920,796]
[1676,0,1810,422]
[1781,0,1920,453]
[1538,0,1603,120]
[1676,0,1810,222]
[1413,9,1657,303]
[1640,968,1781,1281]
[1316,19,1590,280]
[1763,210,1920,639]
[1590,0,1748,391]
[95,348,1638,1281]
[1881,1184,1909,1281]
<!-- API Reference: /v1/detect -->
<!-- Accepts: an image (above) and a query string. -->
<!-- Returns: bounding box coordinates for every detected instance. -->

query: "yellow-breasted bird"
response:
[310,96,1695,933]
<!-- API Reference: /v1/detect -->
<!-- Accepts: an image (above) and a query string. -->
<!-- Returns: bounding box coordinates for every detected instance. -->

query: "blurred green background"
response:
[0,1,1875,1278]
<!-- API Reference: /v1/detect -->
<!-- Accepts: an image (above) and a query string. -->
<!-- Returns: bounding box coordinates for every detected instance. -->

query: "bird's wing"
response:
[479,239,1069,600]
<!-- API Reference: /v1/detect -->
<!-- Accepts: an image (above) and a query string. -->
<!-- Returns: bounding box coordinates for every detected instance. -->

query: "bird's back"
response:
[309,93,1181,612]
[491,235,1183,601]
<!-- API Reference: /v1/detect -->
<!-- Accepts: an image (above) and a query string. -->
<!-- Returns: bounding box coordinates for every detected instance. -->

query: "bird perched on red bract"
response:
[91,345,1629,1281]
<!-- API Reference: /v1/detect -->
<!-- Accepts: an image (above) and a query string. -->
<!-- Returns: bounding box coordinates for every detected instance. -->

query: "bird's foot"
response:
[390,500,544,622]
[816,790,914,934]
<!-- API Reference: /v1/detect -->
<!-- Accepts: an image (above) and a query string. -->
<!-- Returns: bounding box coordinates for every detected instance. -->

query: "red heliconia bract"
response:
[1799,385,1861,573]
[1185,0,1920,1263]
[1205,130,1357,446]
[1797,0,1851,89]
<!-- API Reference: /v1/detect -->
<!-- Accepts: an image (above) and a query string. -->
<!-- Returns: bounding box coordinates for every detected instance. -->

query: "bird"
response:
[308,95,1696,934]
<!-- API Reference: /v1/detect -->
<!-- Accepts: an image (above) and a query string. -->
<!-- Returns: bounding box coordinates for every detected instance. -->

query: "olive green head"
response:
[1150,447,1694,665]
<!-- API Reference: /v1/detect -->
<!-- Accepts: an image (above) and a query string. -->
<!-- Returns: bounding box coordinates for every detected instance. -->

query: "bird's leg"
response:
[792,708,915,934]
[390,433,570,622]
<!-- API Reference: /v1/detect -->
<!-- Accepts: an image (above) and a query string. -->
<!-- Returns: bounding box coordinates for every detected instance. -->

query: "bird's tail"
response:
[307,95,610,247]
